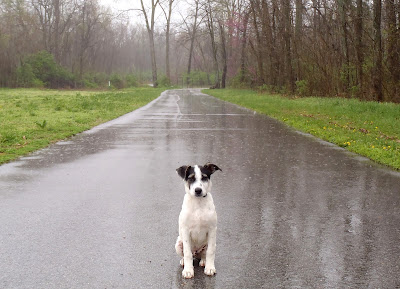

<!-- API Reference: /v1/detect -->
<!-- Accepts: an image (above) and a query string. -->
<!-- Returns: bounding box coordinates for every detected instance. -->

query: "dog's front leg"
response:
[204,227,217,276]
[181,229,194,278]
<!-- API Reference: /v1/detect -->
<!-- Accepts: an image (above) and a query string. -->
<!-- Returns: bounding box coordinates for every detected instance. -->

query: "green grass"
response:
[0,87,165,165]
[204,89,400,170]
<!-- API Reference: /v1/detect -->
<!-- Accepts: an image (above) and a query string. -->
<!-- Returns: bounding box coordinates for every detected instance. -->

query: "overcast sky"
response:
[100,0,139,11]
[99,0,189,26]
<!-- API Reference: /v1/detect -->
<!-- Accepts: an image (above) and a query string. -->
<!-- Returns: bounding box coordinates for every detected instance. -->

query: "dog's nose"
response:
[195,188,202,196]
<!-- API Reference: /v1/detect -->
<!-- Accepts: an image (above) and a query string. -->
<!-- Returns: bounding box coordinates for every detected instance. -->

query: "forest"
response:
[0,0,399,102]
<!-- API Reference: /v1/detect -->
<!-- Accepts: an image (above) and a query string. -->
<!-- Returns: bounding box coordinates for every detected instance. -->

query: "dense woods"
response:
[0,0,399,102]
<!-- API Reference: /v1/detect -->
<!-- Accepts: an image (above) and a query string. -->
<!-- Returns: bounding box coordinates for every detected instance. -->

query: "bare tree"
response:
[140,0,160,87]
[339,0,350,92]
[160,0,177,83]
[53,0,60,62]
[77,0,102,80]
[249,0,264,85]
[31,0,53,51]
[282,0,294,93]
[294,0,303,80]
[386,0,399,99]
[239,10,249,83]
[218,18,227,88]
[184,0,201,83]
[372,0,383,101]
[205,0,220,88]
[354,0,363,96]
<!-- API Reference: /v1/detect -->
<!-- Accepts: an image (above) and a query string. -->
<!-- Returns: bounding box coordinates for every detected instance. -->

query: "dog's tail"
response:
[175,236,183,256]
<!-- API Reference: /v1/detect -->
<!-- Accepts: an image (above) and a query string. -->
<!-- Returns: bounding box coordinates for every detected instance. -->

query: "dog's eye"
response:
[201,176,209,181]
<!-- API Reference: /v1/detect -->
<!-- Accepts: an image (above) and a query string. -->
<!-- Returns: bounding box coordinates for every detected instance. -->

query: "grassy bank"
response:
[204,89,400,170]
[0,87,165,165]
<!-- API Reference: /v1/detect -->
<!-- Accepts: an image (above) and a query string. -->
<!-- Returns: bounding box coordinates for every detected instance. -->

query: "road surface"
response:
[1,89,400,288]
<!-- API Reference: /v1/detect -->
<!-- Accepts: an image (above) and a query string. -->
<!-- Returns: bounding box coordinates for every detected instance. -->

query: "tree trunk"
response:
[149,30,158,87]
[340,0,350,92]
[294,0,303,80]
[240,11,249,83]
[250,0,264,85]
[355,0,363,96]
[283,0,294,93]
[386,0,399,98]
[53,0,60,63]
[187,0,199,84]
[218,19,227,89]
[140,0,159,87]
[165,0,173,83]
[262,0,277,86]
[79,1,86,81]
[373,0,383,101]
[206,0,220,88]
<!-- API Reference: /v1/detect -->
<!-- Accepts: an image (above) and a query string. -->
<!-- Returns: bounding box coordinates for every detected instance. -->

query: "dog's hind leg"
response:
[175,236,183,256]
[175,236,184,266]
[199,250,206,267]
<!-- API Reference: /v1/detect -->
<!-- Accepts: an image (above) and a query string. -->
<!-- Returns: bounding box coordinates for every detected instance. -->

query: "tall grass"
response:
[0,88,165,165]
[205,89,400,170]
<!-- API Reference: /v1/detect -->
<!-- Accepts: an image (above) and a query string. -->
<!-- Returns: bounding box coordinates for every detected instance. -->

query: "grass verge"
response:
[204,89,400,170]
[0,87,165,165]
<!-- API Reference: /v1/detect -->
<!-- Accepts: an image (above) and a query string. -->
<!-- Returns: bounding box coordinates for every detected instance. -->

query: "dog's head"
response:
[176,163,221,198]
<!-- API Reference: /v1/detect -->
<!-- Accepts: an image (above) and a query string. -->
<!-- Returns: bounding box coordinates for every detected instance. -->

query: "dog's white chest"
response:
[187,206,216,230]
[179,194,217,245]
[181,195,217,225]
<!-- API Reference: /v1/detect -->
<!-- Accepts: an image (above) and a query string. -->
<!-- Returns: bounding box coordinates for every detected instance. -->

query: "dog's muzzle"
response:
[195,188,203,197]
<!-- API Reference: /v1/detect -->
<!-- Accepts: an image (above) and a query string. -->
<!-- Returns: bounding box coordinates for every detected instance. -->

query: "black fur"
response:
[201,163,222,178]
[176,165,195,180]
[176,163,221,180]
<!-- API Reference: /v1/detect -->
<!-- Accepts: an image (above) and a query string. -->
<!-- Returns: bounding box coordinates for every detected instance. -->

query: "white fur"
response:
[175,165,217,278]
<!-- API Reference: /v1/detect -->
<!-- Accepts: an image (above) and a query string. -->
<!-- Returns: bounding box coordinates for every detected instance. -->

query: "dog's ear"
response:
[203,163,222,177]
[176,165,191,180]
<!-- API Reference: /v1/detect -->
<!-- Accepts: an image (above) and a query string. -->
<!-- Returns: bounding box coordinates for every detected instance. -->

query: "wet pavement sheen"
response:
[1,89,400,288]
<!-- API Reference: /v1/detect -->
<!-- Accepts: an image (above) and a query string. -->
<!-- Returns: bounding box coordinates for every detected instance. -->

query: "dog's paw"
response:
[180,258,184,267]
[204,266,216,276]
[199,259,206,267]
[182,268,194,279]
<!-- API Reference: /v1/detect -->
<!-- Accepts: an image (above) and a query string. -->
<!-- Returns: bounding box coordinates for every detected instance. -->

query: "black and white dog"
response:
[175,163,221,279]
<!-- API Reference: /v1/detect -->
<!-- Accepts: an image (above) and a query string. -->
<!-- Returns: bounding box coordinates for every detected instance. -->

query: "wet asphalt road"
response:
[1,89,400,288]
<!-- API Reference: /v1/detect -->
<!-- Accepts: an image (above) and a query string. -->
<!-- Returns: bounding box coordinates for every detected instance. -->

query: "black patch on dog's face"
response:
[200,173,209,182]
[177,163,221,186]
[200,163,222,178]
[176,165,195,180]
[186,172,196,187]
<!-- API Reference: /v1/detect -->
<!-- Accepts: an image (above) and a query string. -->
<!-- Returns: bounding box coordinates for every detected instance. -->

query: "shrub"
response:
[110,73,125,89]
[32,78,45,88]
[16,63,36,87]
[182,71,211,87]
[83,79,98,89]
[158,75,171,87]
[257,84,270,93]
[125,73,138,87]
[17,51,74,88]
[296,80,309,96]
[350,85,359,98]
[83,72,109,88]
[229,73,251,88]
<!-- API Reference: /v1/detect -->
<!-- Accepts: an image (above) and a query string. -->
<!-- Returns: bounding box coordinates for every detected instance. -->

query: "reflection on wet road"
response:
[0,89,399,288]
